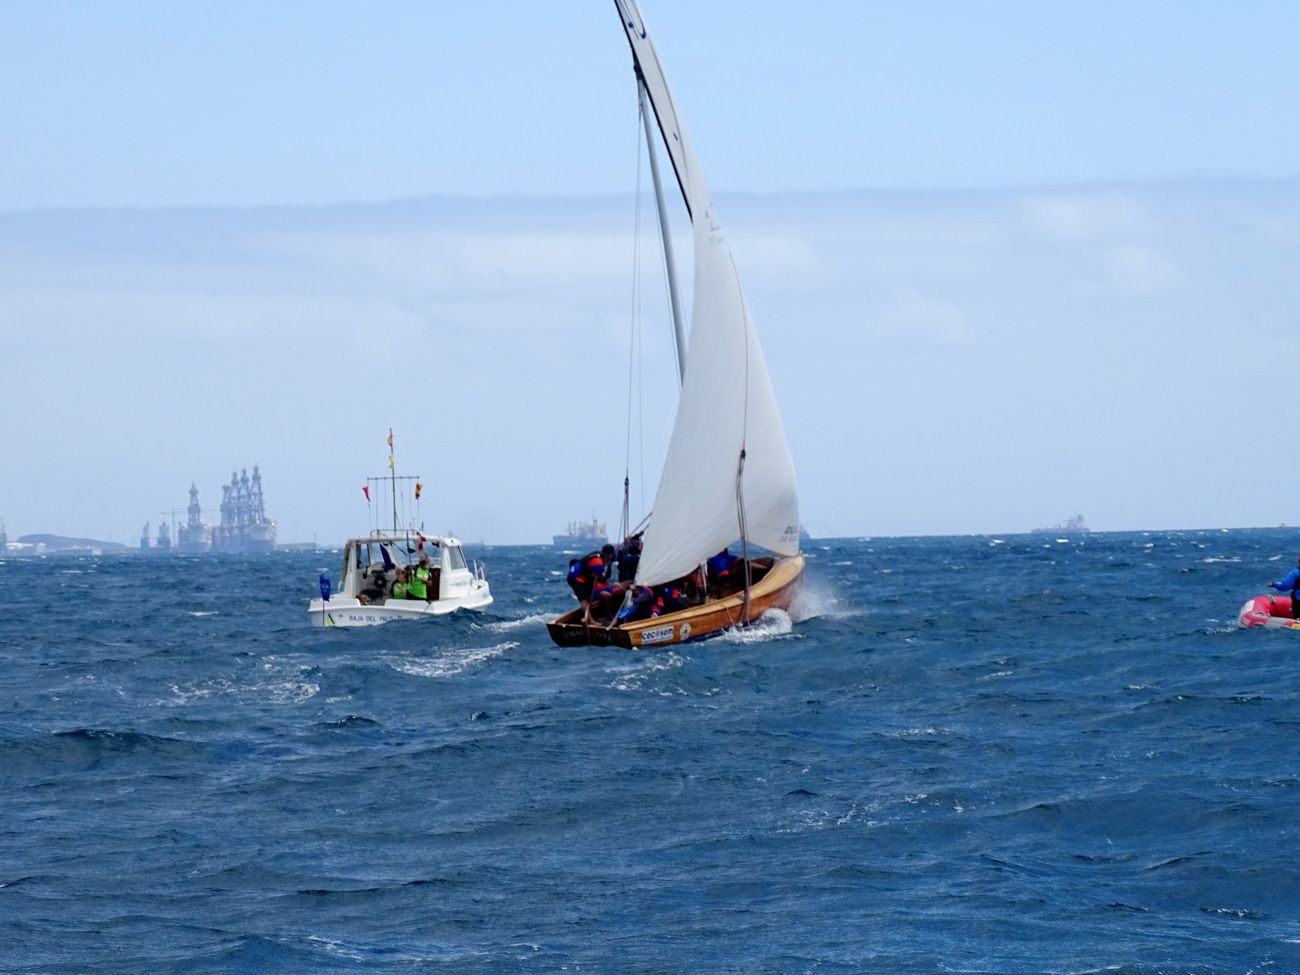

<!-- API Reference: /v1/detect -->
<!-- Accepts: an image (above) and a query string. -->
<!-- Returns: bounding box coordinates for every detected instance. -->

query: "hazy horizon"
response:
[4,178,1299,546]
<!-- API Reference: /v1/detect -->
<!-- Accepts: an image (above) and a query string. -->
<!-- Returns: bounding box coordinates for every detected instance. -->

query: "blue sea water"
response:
[2,530,1299,974]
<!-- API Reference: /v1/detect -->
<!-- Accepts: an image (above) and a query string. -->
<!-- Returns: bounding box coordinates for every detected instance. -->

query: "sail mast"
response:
[636,72,687,384]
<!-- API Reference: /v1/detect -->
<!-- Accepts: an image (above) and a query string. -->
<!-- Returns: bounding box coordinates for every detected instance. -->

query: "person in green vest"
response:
[391,566,413,600]
[412,554,435,602]
[405,562,429,601]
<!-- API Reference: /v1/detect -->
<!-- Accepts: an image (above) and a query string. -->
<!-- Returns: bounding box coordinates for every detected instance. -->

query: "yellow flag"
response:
[386,431,393,448]
[387,455,395,470]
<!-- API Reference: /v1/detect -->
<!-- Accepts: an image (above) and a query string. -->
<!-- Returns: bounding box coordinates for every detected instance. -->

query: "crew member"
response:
[616,534,643,582]
[391,566,413,600]
[567,544,616,621]
[1268,554,1300,618]
[404,563,429,601]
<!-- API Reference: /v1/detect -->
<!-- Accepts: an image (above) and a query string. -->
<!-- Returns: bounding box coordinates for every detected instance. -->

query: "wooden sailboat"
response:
[547,0,804,649]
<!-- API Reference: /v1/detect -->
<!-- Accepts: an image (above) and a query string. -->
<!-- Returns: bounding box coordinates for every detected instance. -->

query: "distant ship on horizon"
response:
[552,516,607,550]
[1032,513,1090,534]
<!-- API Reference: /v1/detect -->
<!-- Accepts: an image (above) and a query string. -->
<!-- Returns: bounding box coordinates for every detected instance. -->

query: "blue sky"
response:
[2,2,1300,545]
[4,1,1299,207]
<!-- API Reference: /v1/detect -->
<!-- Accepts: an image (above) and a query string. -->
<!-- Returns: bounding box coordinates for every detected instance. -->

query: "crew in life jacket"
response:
[1268,553,1300,618]
[654,583,688,617]
[567,544,616,621]
[616,585,658,623]
[616,534,643,582]
[707,548,739,579]
[616,583,687,623]
[588,576,627,622]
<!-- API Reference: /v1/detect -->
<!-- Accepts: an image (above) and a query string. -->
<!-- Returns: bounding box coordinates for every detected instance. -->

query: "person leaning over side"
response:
[567,544,616,623]
[1267,553,1300,619]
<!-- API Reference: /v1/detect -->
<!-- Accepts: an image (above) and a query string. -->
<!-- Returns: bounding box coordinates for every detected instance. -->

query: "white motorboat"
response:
[308,531,492,627]
[309,433,492,627]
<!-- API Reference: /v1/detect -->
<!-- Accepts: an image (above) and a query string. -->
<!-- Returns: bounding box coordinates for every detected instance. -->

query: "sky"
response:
[2,2,1300,545]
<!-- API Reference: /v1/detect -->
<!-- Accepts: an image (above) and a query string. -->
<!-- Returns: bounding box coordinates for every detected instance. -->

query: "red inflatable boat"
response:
[1237,594,1300,629]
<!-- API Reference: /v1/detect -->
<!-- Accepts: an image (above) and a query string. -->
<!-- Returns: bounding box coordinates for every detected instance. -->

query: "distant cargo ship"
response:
[1032,513,1090,534]
[553,517,607,550]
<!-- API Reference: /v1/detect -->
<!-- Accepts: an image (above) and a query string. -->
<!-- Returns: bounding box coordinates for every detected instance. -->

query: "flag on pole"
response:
[362,485,371,502]
[415,482,423,500]
[386,430,393,449]
[387,455,395,470]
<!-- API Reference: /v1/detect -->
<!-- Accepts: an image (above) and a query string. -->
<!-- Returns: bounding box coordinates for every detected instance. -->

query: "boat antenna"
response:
[636,66,687,384]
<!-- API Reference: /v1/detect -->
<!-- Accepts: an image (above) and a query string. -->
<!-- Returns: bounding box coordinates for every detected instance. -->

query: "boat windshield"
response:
[353,537,441,574]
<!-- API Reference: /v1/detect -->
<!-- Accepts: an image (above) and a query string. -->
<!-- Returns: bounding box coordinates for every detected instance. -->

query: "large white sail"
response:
[616,0,800,588]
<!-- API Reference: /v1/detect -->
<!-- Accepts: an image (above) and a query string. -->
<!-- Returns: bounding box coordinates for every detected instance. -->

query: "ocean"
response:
[2,530,1299,973]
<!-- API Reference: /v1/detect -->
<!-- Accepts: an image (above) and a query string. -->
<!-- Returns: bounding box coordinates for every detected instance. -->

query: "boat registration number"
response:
[640,625,674,645]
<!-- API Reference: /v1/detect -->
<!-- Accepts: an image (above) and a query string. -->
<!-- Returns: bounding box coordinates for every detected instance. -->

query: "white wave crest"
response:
[473,613,552,633]
[608,650,685,692]
[789,578,861,622]
[389,641,519,679]
[720,608,796,644]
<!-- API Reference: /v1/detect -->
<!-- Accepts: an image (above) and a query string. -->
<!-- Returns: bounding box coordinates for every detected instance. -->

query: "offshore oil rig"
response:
[144,466,277,554]
[213,466,277,552]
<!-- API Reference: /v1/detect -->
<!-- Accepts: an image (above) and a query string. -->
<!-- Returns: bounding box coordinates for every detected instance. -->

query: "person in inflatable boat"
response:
[1267,554,1300,618]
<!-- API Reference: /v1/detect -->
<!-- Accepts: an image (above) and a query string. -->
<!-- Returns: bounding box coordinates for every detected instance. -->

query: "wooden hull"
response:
[547,554,804,649]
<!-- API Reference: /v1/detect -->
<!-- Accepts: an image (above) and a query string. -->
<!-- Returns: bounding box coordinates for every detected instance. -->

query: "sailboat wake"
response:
[789,577,860,623]
[720,609,796,644]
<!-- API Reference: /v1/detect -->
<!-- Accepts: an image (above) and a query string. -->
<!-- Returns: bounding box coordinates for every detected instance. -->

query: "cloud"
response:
[3,180,1298,541]
[1105,243,1184,292]
[876,288,975,347]
[1022,191,1155,242]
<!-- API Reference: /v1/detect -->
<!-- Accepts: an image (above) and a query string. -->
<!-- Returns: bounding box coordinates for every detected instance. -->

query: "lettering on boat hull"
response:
[640,625,674,646]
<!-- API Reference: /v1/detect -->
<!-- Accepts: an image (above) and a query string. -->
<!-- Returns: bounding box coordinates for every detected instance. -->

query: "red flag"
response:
[362,485,371,502]
[415,482,423,500]
[386,431,393,449]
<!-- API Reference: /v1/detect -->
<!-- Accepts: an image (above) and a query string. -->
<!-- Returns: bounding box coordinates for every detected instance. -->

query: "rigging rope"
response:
[621,94,647,543]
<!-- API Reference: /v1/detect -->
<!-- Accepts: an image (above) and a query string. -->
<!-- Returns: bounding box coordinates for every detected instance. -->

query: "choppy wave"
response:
[387,641,520,678]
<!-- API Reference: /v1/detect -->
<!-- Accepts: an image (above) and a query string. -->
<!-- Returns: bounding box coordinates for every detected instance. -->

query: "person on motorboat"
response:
[359,568,388,604]
[413,554,436,601]
[391,566,413,600]
[567,544,616,622]
[1267,554,1300,618]
[403,563,429,601]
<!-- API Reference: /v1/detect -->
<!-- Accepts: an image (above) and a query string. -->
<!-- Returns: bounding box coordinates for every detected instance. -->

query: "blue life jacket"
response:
[568,552,606,585]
